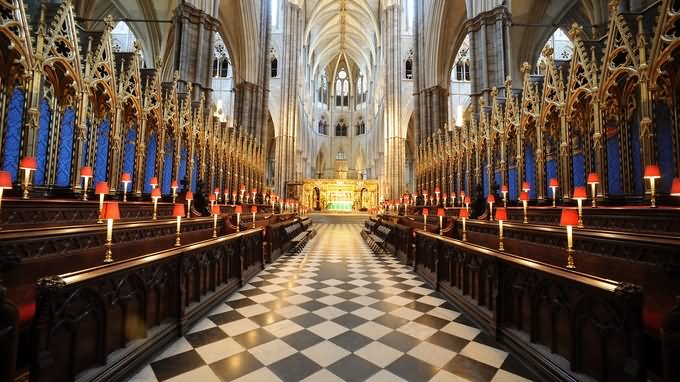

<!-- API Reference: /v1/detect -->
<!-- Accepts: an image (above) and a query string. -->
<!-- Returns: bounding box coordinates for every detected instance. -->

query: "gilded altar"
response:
[302,179,379,211]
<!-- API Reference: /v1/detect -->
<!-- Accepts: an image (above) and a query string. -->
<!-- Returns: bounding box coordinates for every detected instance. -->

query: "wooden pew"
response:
[414,231,645,382]
[0,199,176,229]
[29,229,264,382]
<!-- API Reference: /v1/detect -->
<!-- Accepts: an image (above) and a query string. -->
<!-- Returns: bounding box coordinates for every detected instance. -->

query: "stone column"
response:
[274,1,302,196]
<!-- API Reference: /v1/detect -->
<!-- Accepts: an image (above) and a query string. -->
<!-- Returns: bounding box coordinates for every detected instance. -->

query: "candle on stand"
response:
[151,188,161,220]
[234,205,242,232]
[149,176,158,189]
[549,178,559,208]
[19,157,37,199]
[643,165,661,208]
[487,194,495,221]
[101,202,120,263]
[95,182,109,223]
[519,191,529,223]
[437,208,445,235]
[251,205,257,228]
[209,193,216,208]
[422,208,429,230]
[560,208,578,269]
[587,172,600,207]
[185,191,193,218]
[80,166,93,201]
[121,173,131,202]
[459,208,469,241]
[450,192,456,207]
[214,187,220,203]
[501,185,508,208]
[173,203,185,246]
[171,180,178,203]
[464,195,470,212]
[0,171,11,229]
[211,204,221,237]
[573,186,587,228]
[495,207,507,251]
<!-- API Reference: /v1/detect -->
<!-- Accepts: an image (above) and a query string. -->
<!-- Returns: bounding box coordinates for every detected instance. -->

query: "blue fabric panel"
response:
[94,119,110,183]
[81,119,90,168]
[630,118,643,194]
[179,147,187,183]
[494,170,501,194]
[122,127,137,185]
[144,133,157,193]
[524,144,536,199]
[607,135,622,195]
[572,153,585,187]
[655,103,674,192]
[55,108,76,187]
[3,89,24,181]
[35,99,50,185]
[546,159,558,196]
[508,168,518,201]
[162,138,173,194]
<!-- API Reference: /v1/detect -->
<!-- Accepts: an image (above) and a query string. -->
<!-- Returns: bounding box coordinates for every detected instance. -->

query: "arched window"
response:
[212,59,219,77]
[220,59,229,77]
[271,58,278,78]
[455,63,464,81]
[335,122,348,136]
[335,68,349,106]
[536,28,573,74]
[336,150,346,160]
[405,58,413,79]
[464,61,470,81]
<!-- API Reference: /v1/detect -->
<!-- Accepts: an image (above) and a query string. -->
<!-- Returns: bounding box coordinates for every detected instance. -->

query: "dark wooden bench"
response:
[284,222,311,253]
[28,229,263,382]
[414,230,645,382]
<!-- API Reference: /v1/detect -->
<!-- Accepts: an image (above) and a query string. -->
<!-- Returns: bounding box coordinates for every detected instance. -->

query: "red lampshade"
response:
[171,180,178,189]
[149,176,158,186]
[495,207,507,221]
[549,178,559,188]
[461,191,466,197]
[101,202,120,220]
[459,208,469,218]
[450,192,456,198]
[214,187,220,194]
[240,184,246,191]
[643,165,661,179]
[501,184,508,193]
[121,173,131,182]
[251,205,258,213]
[251,188,257,194]
[422,208,429,216]
[234,205,242,214]
[19,156,37,170]
[522,181,530,191]
[519,191,529,201]
[671,178,680,196]
[173,203,185,217]
[435,186,440,193]
[151,188,161,199]
[573,186,587,199]
[95,182,109,195]
[209,193,216,201]
[560,208,578,226]
[587,172,600,184]
[423,189,428,195]
[437,208,445,217]
[464,196,471,204]
[185,191,194,201]
[212,205,221,215]
[487,194,496,203]
[80,166,93,177]
[0,171,12,189]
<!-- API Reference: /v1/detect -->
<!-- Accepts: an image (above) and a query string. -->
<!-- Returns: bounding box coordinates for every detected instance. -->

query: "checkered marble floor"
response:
[129,220,536,382]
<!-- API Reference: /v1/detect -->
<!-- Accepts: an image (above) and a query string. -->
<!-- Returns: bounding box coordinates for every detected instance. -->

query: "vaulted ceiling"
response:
[304,0,380,79]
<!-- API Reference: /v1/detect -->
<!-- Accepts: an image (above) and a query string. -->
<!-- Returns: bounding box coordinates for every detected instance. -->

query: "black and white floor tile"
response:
[129,219,536,382]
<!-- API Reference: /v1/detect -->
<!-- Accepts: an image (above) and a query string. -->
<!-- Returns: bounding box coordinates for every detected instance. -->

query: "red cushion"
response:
[643,307,664,333]
[18,303,36,325]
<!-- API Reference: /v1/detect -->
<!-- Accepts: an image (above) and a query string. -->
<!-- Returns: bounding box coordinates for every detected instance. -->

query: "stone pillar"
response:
[274,1,302,196]
[382,3,404,199]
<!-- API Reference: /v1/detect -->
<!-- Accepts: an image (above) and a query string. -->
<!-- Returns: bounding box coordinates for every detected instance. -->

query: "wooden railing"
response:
[414,231,645,382]
[29,229,263,382]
